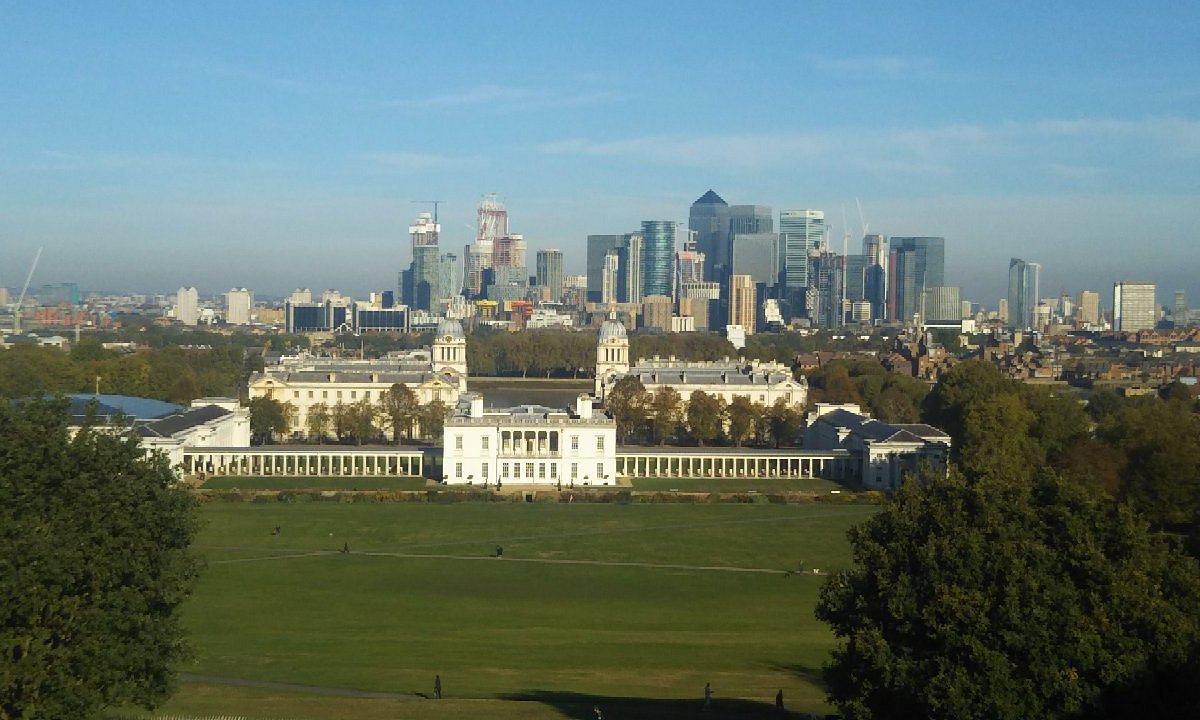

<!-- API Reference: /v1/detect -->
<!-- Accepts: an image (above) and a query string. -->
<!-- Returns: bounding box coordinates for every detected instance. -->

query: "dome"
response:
[437,318,466,339]
[598,318,627,342]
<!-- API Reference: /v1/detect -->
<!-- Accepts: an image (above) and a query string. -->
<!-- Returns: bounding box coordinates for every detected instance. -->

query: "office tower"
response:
[862,234,887,322]
[37,283,80,306]
[1076,290,1099,325]
[1034,302,1052,331]
[726,204,773,282]
[225,288,253,325]
[465,194,508,296]
[1113,282,1156,332]
[674,237,705,302]
[641,295,673,331]
[176,287,198,326]
[997,298,1009,324]
[616,233,643,304]
[780,209,825,316]
[729,274,757,334]
[1174,290,1188,325]
[586,234,625,302]
[601,252,620,305]
[688,190,729,282]
[809,248,844,328]
[844,255,869,306]
[402,212,442,310]
[888,237,945,324]
[730,232,778,287]
[289,288,312,305]
[1007,258,1041,330]
[492,234,526,268]
[639,221,676,299]
[922,286,961,324]
[536,249,564,302]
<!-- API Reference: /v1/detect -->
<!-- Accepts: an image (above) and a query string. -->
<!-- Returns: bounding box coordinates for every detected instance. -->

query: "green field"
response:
[125,501,875,719]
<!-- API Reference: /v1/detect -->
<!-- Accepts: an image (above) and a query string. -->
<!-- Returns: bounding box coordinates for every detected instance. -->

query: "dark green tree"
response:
[419,399,451,440]
[248,396,292,444]
[0,398,201,719]
[726,396,760,447]
[305,402,331,443]
[605,376,649,444]
[766,398,802,448]
[685,390,725,446]
[649,386,683,445]
[816,469,1200,720]
[921,360,1013,451]
[379,383,419,443]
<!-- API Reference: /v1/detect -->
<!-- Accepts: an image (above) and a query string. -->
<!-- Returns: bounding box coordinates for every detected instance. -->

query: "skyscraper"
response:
[586,234,625,303]
[862,234,887,321]
[730,233,778,287]
[224,288,253,325]
[639,221,676,299]
[617,233,643,304]
[1113,282,1156,332]
[779,209,825,316]
[1077,290,1100,326]
[688,190,729,282]
[888,237,945,324]
[404,212,441,310]
[729,274,757,334]
[1174,290,1188,326]
[465,194,508,296]
[535,249,564,302]
[176,286,198,326]
[1007,258,1041,330]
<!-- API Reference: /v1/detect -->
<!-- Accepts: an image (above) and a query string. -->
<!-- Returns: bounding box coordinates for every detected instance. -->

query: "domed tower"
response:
[432,318,468,389]
[595,313,630,398]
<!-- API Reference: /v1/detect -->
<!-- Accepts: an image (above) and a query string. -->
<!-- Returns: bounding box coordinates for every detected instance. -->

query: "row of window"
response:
[453,434,603,451]
[452,461,606,481]
[288,388,443,402]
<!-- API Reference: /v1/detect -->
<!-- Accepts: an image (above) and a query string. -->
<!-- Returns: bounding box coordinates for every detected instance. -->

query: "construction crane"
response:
[12,247,42,335]
[411,200,445,223]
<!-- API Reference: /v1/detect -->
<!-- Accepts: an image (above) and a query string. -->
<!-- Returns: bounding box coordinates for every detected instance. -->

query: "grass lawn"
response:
[200,475,429,491]
[122,502,876,719]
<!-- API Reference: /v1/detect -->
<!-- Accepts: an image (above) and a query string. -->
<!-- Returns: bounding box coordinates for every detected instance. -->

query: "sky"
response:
[1,1,1198,309]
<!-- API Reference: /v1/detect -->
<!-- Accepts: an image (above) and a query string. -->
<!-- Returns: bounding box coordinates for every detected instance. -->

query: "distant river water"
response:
[468,378,593,410]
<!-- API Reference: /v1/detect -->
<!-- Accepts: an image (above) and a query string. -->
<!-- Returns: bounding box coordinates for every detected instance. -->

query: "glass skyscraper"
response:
[888,236,945,324]
[639,221,676,299]
[688,190,729,282]
[1007,258,1041,330]
[779,209,825,315]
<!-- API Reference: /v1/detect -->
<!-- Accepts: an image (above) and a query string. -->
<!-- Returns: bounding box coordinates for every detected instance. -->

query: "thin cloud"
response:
[811,54,936,76]
[32,149,281,173]
[389,84,624,112]
[360,152,476,171]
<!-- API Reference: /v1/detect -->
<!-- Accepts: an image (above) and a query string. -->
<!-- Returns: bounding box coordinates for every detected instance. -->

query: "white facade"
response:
[225,288,253,325]
[176,286,199,326]
[1114,282,1156,332]
[443,394,617,487]
[803,404,950,490]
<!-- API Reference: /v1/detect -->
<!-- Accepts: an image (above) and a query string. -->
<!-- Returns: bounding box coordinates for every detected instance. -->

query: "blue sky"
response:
[1,1,1198,308]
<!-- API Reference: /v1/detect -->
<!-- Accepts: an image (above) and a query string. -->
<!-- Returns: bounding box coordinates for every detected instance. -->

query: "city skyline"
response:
[1,3,1198,305]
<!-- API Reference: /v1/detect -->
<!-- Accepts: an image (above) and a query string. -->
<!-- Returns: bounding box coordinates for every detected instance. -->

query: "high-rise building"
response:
[639,221,676,300]
[586,234,625,302]
[617,233,643,304]
[1174,290,1188,326]
[922,286,961,324]
[1113,282,1156,332]
[402,212,442,310]
[729,274,757,335]
[862,234,887,322]
[997,298,1009,324]
[536,249,564,302]
[465,194,508,296]
[641,295,674,332]
[1007,258,1041,330]
[779,209,825,316]
[601,252,620,305]
[730,232,779,287]
[674,243,706,302]
[224,288,253,325]
[688,190,730,282]
[1076,290,1100,325]
[176,287,199,326]
[888,237,945,324]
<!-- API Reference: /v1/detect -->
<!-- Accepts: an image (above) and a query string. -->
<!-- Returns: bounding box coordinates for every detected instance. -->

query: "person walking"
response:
[775,688,784,712]
[704,681,712,710]
[433,674,442,699]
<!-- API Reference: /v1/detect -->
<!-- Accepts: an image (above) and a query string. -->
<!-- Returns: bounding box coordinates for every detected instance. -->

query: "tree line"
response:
[249,383,451,446]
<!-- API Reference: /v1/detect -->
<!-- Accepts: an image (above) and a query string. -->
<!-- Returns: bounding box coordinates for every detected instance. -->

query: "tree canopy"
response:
[0,398,201,719]
[817,469,1200,720]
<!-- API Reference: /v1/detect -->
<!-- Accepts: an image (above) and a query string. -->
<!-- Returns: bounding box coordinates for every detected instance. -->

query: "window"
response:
[482,436,489,450]
[337,391,343,399]
[596,463,604,480]
[525,463,533,478]
[502,463,509,478]
[455,462,462,478]
[538,463,546,479]
[482,463,489,479]
[513,463,521,479]
[759,394,765,402]
[293,391,300,398]
[571,435,579,450]
[455,435,463,450]
[308,391,314,399]
[571,462,578,479]
[322,391,328,399]
[550,464,557,479]
[351,391,357,399]
[596,436,604,451]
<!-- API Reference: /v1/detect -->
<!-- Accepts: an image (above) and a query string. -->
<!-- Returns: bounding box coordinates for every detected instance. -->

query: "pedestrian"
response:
[434,674,442,699]
[341,542,349,554]
[704,681,712,709]
[495,544,503,558]
[592,704,604,719]
[775,688,784,712]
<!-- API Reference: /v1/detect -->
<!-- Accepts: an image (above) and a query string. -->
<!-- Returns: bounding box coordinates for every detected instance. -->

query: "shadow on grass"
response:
[763,661,827,689]
[503,689,821,719]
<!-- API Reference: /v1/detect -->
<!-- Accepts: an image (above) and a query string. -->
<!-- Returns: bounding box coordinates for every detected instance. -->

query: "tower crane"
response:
[411,200,445,223]
[12,247,42,335]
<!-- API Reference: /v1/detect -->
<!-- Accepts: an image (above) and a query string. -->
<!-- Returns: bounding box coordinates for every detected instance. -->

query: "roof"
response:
[693,189,727,206]
[629,366,797,387]
[135,404,231,438]
[260,370,451,386]
[599,316,628,342]
[437,318,466,339]
[67,394,182,421]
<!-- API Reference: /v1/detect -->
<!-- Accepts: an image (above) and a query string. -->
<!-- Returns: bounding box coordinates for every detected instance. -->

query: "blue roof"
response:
[67,394,182,421]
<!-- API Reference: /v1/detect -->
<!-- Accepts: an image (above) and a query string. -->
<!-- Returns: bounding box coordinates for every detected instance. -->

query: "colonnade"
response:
[615,451,849,480]
[500,429,560,455]
[182,449,423,477]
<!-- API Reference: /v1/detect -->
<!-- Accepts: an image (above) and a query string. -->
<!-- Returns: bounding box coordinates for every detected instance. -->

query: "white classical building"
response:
[594,314,807,407]
[803,404,951,490]
[442,393,617,487]
[248,318,468,438]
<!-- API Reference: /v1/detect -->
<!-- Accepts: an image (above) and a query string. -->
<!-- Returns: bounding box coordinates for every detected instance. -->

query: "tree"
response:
[419,399,451,440]
[605,376,649,444]
[379,383,419,443]
[345,397,379,445]
[766,398,802,448]
[248,396,292,444]
[816,469,1200,720]
[686,390,725,446]
[726,396,760,447]
[957,393,1041,483]
[0,398,200,719]
[649,386,683,445]
[306,402,331,443]
[921,360,1013,450]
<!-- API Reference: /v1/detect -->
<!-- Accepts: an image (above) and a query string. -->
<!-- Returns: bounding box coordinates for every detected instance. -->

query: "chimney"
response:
[576,394,593,420]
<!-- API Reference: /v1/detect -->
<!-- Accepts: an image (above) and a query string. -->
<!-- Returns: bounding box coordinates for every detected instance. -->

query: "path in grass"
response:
[178,672,417,700]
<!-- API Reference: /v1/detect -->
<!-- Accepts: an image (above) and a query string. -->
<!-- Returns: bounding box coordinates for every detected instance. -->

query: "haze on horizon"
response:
[1,2,1198,309]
